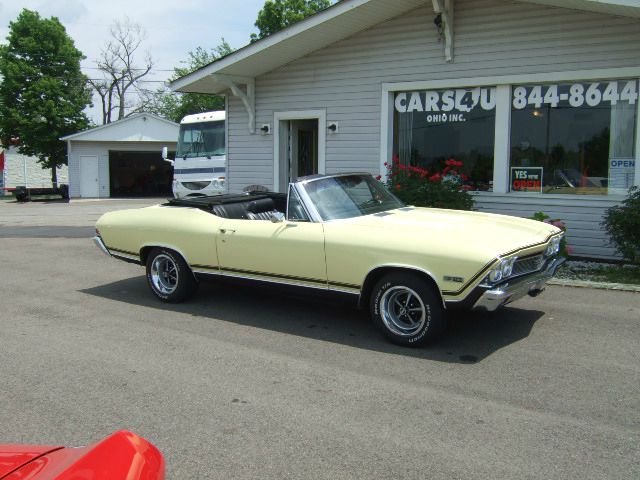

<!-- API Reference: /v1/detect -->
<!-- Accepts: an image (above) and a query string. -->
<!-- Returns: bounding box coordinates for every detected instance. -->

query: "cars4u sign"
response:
[511,167,543,192]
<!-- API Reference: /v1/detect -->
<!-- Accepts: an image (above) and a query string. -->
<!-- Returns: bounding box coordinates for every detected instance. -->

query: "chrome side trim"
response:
[112,251,140,262]
[328,286,360,295]
[93,236,111,257]
[195,269,330,291]
[194,268,360,295]
[472,257,566,312]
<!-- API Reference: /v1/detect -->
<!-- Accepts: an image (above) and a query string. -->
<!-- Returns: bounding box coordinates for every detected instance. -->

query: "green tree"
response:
[250,0,332,42]
[140,40,233,123]
[0,9,91,186]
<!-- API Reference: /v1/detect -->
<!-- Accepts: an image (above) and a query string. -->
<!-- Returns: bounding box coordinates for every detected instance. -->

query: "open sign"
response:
[511,167,543,193]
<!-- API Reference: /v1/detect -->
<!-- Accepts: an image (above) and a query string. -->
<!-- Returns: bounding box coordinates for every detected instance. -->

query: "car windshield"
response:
[301,174,405,221]
[177,120,225,158]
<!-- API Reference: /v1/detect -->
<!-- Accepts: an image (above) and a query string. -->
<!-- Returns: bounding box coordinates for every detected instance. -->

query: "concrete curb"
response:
[549,278,640,292]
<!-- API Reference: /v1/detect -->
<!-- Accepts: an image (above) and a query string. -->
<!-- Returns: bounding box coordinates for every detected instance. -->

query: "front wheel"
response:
[370,272,446,347]
[146,248,198,303]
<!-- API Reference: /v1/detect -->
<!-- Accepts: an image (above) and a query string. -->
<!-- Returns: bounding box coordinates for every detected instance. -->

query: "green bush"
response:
[383,157,474,210]
[602,186,640,264]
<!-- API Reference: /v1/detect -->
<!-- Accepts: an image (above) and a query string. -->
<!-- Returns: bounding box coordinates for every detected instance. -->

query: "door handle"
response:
[219,228,236,234]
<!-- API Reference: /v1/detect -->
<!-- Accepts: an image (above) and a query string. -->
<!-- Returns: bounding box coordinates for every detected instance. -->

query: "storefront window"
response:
[510,80,638,195]
[393,87,496,191]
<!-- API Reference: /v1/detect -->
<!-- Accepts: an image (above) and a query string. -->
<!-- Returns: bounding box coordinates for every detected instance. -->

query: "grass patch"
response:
[557,261,640,285]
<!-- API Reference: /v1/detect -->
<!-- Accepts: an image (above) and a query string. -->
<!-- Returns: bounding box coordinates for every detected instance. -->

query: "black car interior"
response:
[166,192,287,220]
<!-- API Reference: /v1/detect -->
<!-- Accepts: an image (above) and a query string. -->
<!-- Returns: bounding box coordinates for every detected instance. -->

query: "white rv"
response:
[163,111,226,198]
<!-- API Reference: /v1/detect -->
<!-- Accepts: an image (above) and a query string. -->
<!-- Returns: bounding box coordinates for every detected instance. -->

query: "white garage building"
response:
[63,113,179,199]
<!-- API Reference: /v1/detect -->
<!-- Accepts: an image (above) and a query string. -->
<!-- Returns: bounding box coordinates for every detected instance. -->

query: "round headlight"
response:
[489,268,503,283]
[554,237,562,254]
[545,241,555,257]
[546,237,561,256]
[502,257,517,277]
[501,262,511,277]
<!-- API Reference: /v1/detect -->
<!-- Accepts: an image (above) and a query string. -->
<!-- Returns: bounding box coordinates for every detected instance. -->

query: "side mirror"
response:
[161,146,174,165]
[270,212,285,223]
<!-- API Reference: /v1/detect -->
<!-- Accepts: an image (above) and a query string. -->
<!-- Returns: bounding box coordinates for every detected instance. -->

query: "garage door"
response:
[109,151,173,197]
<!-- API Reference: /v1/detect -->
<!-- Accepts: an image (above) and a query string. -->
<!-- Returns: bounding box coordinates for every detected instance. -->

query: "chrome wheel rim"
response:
[150,254,178,295]
[380,286,426,337]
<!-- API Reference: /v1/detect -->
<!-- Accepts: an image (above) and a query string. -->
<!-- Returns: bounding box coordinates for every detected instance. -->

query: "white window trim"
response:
[273,109,326,192]
[380,67,640,197]
[493,85,511,194]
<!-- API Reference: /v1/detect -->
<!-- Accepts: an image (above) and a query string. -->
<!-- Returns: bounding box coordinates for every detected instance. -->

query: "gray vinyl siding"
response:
[226,0,640,258]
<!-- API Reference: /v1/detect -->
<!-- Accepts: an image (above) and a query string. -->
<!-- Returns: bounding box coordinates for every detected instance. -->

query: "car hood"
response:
[0,445,61,478]
[336,207,560,258]
[0,431,164,480]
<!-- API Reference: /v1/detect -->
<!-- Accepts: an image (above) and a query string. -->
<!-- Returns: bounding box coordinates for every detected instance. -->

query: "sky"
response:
[0,0,266,122]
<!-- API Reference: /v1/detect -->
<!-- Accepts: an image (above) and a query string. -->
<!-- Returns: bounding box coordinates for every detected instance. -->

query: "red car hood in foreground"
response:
[0,430,164,480]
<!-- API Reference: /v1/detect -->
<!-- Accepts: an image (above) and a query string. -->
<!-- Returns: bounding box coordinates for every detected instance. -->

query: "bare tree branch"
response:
[88,17,154,124]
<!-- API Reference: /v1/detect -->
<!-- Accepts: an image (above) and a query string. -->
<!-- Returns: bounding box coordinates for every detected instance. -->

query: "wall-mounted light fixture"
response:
[327,122,339,134]
[433,13,443,41]
[260,124,271,135]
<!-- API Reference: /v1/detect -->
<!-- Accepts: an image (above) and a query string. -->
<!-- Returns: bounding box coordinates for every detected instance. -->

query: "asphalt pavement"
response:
[0,198,638,479]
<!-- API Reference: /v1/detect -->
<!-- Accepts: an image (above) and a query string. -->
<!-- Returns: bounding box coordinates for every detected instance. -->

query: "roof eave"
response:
[171,0,640,95]
[169,0,405,94]
[60,113,178,141]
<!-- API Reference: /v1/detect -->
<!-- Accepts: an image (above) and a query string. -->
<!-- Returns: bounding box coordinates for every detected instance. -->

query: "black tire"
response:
[59,184,69,199]
[145,248,198,303]
[370,272,446,347]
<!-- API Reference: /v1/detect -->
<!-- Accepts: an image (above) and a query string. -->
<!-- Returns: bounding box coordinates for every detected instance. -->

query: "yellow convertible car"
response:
[94,173,564,346]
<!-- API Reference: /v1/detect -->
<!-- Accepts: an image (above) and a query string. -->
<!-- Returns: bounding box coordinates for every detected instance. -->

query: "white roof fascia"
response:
[61,113,178,141]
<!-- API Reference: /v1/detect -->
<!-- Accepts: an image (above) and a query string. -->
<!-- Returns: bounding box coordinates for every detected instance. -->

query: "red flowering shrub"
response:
[384,156,474,210]
[531,211,572,257]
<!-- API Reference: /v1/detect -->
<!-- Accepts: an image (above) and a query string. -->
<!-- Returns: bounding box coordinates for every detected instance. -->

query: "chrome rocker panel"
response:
[473,257,566,312]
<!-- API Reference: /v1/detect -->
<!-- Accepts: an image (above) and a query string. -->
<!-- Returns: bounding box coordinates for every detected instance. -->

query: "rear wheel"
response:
[146,248,197,303]
[370,272,446,346]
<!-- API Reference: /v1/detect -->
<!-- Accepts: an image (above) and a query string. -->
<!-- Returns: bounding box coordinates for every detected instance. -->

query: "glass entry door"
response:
[278,119,319,189]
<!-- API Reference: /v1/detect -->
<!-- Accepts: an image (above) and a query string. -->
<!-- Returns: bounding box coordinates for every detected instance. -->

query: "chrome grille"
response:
[512,255,544,277]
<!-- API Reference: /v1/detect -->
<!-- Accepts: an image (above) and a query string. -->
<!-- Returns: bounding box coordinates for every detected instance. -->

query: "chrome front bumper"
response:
[93,236,111,257]
[473,257,566,312]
